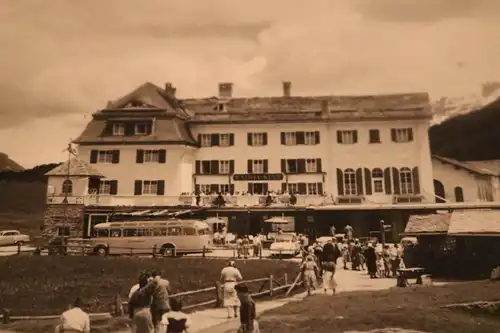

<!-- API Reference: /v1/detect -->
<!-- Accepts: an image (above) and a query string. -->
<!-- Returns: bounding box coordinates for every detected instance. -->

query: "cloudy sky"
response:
[0,0,499,167]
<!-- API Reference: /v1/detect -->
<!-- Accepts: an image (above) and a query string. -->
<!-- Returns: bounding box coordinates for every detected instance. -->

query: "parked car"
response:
[0,230,30,246]
[269,233,301,257]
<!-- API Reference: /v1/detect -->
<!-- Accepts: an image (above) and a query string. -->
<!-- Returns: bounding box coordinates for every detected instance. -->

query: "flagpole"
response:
[62,141,73,251]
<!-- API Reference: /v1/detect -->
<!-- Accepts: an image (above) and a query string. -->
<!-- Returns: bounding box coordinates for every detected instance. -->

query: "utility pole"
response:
[380,220,386,246]
[61,141,76,252]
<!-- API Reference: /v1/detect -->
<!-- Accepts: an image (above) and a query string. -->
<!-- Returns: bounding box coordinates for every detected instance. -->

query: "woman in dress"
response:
[322,255,337,295]
[220,261,243,318]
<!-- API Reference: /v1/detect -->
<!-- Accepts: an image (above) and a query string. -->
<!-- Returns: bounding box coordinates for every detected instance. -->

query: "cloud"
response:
[0,0,499,166]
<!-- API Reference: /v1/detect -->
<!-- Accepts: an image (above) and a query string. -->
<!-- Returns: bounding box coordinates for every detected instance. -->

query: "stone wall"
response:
[43,204,85,238]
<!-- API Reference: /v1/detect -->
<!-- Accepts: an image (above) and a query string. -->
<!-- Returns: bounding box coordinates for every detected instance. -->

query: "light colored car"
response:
[269,233,300,257]
[0,230,30,246]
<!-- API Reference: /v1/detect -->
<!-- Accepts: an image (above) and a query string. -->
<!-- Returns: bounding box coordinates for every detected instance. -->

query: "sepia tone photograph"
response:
[1,0,500,332]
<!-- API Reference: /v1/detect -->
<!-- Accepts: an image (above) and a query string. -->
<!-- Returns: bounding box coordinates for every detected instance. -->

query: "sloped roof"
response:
[464,160,500,175]
[448,210,500,235]
[432,155,499,176]
[404,213,451,235]
[183,92,432,123]
[45,158,104,177]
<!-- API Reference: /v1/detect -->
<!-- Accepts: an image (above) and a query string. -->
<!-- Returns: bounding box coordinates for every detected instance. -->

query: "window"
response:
[200,134,212,147]
[288,183,299,194]
[454,187,464,202]
[137,228,152,237]
[96,229,109,238]
[167,227,182,236]
[284,132,296,145]
[112,123,125,136]
[372,168,384,193]
[399,167,413,194]
[143,180,158,195]
[197,227,211,235]
[144,150,159,163]
[249,133,266,146]
[304,132,318,145]
[111,229,121,237]
[369,129,380,143]
[337,130,358,144]
[307,183,318,195]
[135,123,152,135]
[200,184,211,193]
[183,227,197,236]
[220,184,230,194]
[344,169,357,195]
[122,229,138,237]
[219,161,230,174]
[286,160,298,173]
[252,160,265,173]
[62,180,73,195]
[391,128,413,143]
[98,151,114,163]
[219,134,230,147]
[152,228,167,236]
[99,181,111,195]
[306,159,317,173]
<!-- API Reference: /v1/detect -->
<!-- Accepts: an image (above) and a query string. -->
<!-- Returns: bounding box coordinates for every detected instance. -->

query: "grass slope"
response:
[0,256,299,316]
[260,280,500,333]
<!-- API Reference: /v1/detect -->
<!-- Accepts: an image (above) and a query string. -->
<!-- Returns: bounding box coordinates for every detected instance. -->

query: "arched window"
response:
[371,168,384,193]
[344,169,357,195]
[399,167,413,194]
[62,179,73,195]
[454,186,464,202]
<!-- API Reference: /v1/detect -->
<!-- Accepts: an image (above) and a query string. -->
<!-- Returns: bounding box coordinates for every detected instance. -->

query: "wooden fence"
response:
[0,273,303,324]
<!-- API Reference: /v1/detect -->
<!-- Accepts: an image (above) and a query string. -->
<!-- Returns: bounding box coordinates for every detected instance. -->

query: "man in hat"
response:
[55,297,90,333]
[220,260,243,318]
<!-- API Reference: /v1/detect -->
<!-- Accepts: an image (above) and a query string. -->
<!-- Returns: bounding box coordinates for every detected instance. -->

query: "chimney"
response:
[165,82,177,97]
[282,81,291,97]
[218,82,233,99]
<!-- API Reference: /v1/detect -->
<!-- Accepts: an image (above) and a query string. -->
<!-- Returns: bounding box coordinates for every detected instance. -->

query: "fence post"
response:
[152,245,157,258]
[1,308,11,324]
[17,242,21,254]
[259,245,263,260]
[269,274,274,298]
[113,294,124,317]
[214,281,222,308]
[284,273,288,285]
[202,246,206,259]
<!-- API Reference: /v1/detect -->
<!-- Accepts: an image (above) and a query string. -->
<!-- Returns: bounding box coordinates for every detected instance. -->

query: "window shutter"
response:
[316,159,322,172]
[263,133,268,145]
[353,131,358,144]
[297,159,306,173]
[263,160,269,173]
[248,183,253,194]
[298,182,307,194]
[281,159,286,173]
[111,150,120,164]
[247,133,253,146]
[384,167,392,194]
[197,134,201,145]
[317,182,323,194]
[109,180,118,195]
[229,160,235,174]
[412,167,420,194]
[364,168,372,195]
[90,150,98,164]
[158,149,167,163]
[195,184,200,194]
[391,129,396,142]
[247,160,253,174]
[134,180,143,195]
[280,132,285,145]
[210,160,219,174]
[136,150,144,164]
[281,183,287,192]
[124,123,135,136]
[407,128,414,141]
[336,131,342,143]
[229,184,235,194]
[211,134,219,146]
[195,160,201,174]
[336,168,344,195]
[157,180,165,195]
[315,131,320,144]
[392,167,401,195]
[229,133,234,146]
[355,168,364,195]
[296,132,305,145]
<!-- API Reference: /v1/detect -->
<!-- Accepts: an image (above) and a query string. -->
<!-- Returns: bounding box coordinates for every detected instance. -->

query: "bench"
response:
[396,267,427,287]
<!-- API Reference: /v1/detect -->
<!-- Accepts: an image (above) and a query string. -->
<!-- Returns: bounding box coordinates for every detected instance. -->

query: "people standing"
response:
[364,243,378,279]
[252,234,261,257]
[351,240,362,271]
[150,270,171,333]
[220,261,243,319]
[128,273,155,333]
[344,224,353,240]
[329,224,336,237]
[160,298,191,333]
[235,283,260,333]
[390,244,401,276]
[55,297,90,333]
[301,255,319,296]
[321,257,337,295]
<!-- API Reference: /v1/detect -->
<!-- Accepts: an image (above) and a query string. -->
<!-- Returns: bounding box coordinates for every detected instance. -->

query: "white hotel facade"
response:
[43,81,500,239]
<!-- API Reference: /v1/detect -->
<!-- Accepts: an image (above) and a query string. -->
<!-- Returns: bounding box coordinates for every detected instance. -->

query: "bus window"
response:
[96,229,109,238]
[183,227,196,236]
[153,228,167,236]
[197,227,211,235]
[123,228,138,237]
[167,227,182,236]
[111,229,121,237]
[137,228,152,237]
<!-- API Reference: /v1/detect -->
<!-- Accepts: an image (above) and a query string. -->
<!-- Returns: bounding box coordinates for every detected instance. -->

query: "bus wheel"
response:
[161,244,176,257]
[95,246,108,257]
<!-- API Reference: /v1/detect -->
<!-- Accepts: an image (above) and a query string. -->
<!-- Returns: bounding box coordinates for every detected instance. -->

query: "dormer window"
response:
[214,102,227,112]
[112,123,125,136]
[135,123,152,135]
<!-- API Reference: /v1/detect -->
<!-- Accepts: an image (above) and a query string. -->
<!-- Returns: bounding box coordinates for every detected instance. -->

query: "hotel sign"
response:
[233,173,284,181]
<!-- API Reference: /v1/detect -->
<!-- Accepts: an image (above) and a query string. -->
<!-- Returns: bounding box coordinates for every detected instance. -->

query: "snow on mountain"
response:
[430,82,500,125]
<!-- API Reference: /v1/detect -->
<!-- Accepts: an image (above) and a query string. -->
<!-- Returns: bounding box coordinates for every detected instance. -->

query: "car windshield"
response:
[275,234,294,242]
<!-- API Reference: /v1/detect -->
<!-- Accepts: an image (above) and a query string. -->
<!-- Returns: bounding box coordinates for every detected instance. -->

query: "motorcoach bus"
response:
[88,219,212,256]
